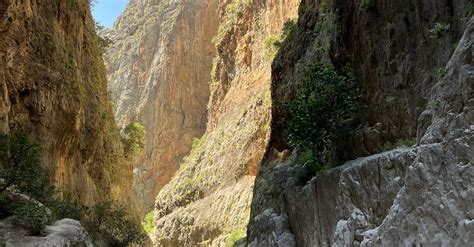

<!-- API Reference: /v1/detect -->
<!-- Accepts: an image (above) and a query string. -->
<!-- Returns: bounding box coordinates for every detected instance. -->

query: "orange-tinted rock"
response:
[0,0,133,210]
[104,0,221,214]
[153,0,299,245]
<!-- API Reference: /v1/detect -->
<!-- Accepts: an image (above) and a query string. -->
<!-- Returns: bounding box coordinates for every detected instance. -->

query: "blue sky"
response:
[92,0,128,27]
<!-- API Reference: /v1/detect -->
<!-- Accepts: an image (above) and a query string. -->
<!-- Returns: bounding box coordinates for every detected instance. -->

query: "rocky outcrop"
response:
[356,18,473,245]
[249,148,417,246]
[0,191,92,246]
[103,0,220,213]
[0,0,133,209]
[270,0,470,157]
[248,1,473,246]
[0,218,93,247]
[151,0,299,245]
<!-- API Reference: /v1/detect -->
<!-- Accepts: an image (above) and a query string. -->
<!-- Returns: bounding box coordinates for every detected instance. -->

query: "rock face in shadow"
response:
[0,0,133,209]
[249,148,417,246]
[270,0,470,159]
[248,0,473,245]
[103,0,220,213]
[357,18,473,245]
[151,0,299,245]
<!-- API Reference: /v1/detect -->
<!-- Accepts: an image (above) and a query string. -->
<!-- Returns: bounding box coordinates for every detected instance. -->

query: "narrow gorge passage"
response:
[102,0,220,215]
[0,0,472,246]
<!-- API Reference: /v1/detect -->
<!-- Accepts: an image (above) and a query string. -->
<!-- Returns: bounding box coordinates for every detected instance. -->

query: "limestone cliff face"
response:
[270,0,470,159]
[152,0,299,245]
[104,0,220,213]
[0,0,132,208]
[249,0,473,246]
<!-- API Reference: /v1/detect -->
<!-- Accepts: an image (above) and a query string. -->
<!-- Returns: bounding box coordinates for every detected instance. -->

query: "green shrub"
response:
[437,67,448,80]
[282,20,297,35]
[49,191,84,220]
[95,22,113,54]
[225,228,246,247]
[89,201,146,246]
[264,35,281,61]
[263,20,297,61]
[0,133,89,232]
[429,99,442,109]
[319,0,330,13]
[359,0,373,11]
[378,138,416,152]
[142,211,155,235]
[298,3,308,15]
[281,64,359,174]
[296,149,331,175]
[191,137,203,150]
[12,201,49,235]
[0,133,144,244]
[0,133,53,201]
[429,22,450,38]
[121,123,146,157]
[213,0,251,44]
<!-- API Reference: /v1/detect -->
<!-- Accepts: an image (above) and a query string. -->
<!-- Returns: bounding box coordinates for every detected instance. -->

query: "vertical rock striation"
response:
[0,0,133,209]
[152,0,299,245]
[104,0,220,213]
[249,0,473,246]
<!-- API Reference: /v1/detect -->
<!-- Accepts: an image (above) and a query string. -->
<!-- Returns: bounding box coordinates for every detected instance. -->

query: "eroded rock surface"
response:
[152,0,299,245]
[248,13,473,246]
[356,17,473,245]
[0,0,133,209]
[104,0,220,213]
[1,218,93,247]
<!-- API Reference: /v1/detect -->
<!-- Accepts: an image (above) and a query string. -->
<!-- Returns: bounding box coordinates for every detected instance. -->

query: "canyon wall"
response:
[104,0,220,213]
[0,0,133,209]
[96,0,472,245]
[152,0,299,245]
[249,0,473,246]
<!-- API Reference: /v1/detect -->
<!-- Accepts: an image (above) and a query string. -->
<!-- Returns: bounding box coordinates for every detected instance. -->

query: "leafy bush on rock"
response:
[281,64,359,174]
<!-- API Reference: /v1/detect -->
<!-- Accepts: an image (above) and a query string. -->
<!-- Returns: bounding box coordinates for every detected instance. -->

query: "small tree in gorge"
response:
[281,64,359,174]
[121,123,146,157]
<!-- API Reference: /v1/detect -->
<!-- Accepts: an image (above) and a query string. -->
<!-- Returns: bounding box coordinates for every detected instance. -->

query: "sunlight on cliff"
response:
[1,0,472,246]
